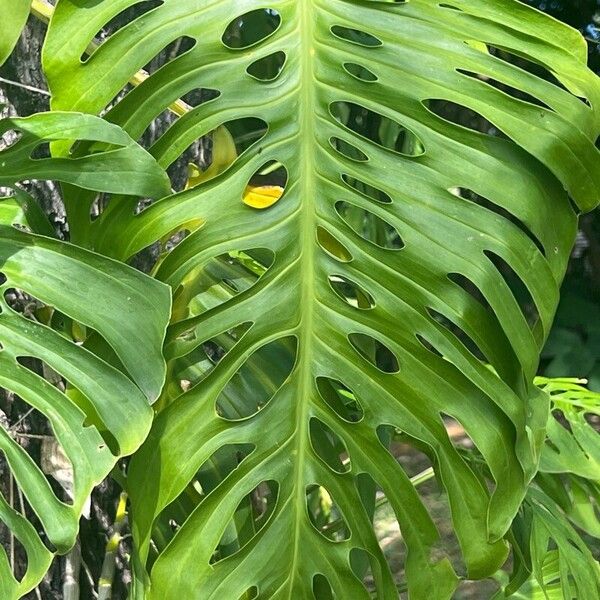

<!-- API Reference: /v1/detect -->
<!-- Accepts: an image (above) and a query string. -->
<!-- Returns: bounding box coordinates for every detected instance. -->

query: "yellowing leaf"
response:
[185,125,238,189]
[243,185,285,209]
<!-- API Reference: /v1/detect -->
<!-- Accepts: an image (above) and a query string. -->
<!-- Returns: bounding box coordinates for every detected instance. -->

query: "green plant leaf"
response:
[498,488,600,600]
[0,189,55,237]
[0,112,171,199]
[537,377,600,480]
[0,0,30,66]
[42,1,600,598]
[0,110,172,597]
[0,226,171,597]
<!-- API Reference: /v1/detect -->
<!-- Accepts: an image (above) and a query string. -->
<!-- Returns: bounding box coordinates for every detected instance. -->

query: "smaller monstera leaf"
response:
[0,112,172,598]
[0,227,171,599]
[537,377,600,480]
[501,487,600,600]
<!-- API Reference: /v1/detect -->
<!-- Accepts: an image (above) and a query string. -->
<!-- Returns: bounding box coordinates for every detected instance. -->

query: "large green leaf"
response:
[43,1,600,598]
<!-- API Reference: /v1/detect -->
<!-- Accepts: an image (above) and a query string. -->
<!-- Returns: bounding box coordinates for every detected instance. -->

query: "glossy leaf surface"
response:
[0,110,172,597]
[41,1,600,598]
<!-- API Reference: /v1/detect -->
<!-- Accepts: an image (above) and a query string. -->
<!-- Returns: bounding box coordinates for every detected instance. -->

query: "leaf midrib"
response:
[288,1,318,595]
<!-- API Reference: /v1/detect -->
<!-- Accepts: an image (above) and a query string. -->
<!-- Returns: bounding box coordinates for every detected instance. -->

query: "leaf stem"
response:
[62,540,81,600]
[98,492,128,600]
[30,0,53,23]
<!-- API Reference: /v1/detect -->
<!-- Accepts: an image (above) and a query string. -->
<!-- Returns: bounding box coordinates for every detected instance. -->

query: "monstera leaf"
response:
[0,112,171,597]
[40,1,600,598]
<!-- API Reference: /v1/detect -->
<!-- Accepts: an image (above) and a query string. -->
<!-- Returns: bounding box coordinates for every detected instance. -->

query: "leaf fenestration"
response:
[41,1,600,598]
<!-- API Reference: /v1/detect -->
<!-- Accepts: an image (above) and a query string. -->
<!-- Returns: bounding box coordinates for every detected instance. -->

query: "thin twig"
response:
[9,407,35,432]
[9,472,14,572]
[0,77,50,97]
[15,433,51,440]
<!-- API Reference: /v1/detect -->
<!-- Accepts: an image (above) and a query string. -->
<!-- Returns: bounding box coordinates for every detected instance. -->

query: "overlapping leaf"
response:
[0,112,171,598]
[42,1,600,598]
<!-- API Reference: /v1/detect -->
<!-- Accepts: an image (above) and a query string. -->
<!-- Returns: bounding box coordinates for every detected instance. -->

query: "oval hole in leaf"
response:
[81,0,164,59]
[442,414,477,451]
[328,274,375,310]
[222,9,282,50]
[330,25,382,47]
[225,117,270,155]
[416,333,444,358]
[439,3,463,11]
[306,484,351,542]
[176,118,268,191]
[309,417,351,474]
[486,45,590,106]
[335,201,403,250]
[180,87,221,109]
[0,130,22,151]
[349,548,377,592]
[343,62,378,82]
[316,377,364,423]
[330,101,424,156]
[30,142,50,161]
[152,443,256,552]
[342,174,392,204]
[247,51,286,81]
[447,272,490,310]
[215,336,297,420]
[170,249,274,332]
[212,480,279,564]
[316,227,353,263]
[329,137,369,162]
[170,322,253,392]
[243,160,287,209]
[456,69,553,111]
[238,587,258,600]
[425,99,501,136]
[377,425,435,479]
[312,574,335,600]
[348,333,400,373]
[144,36,196,76]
